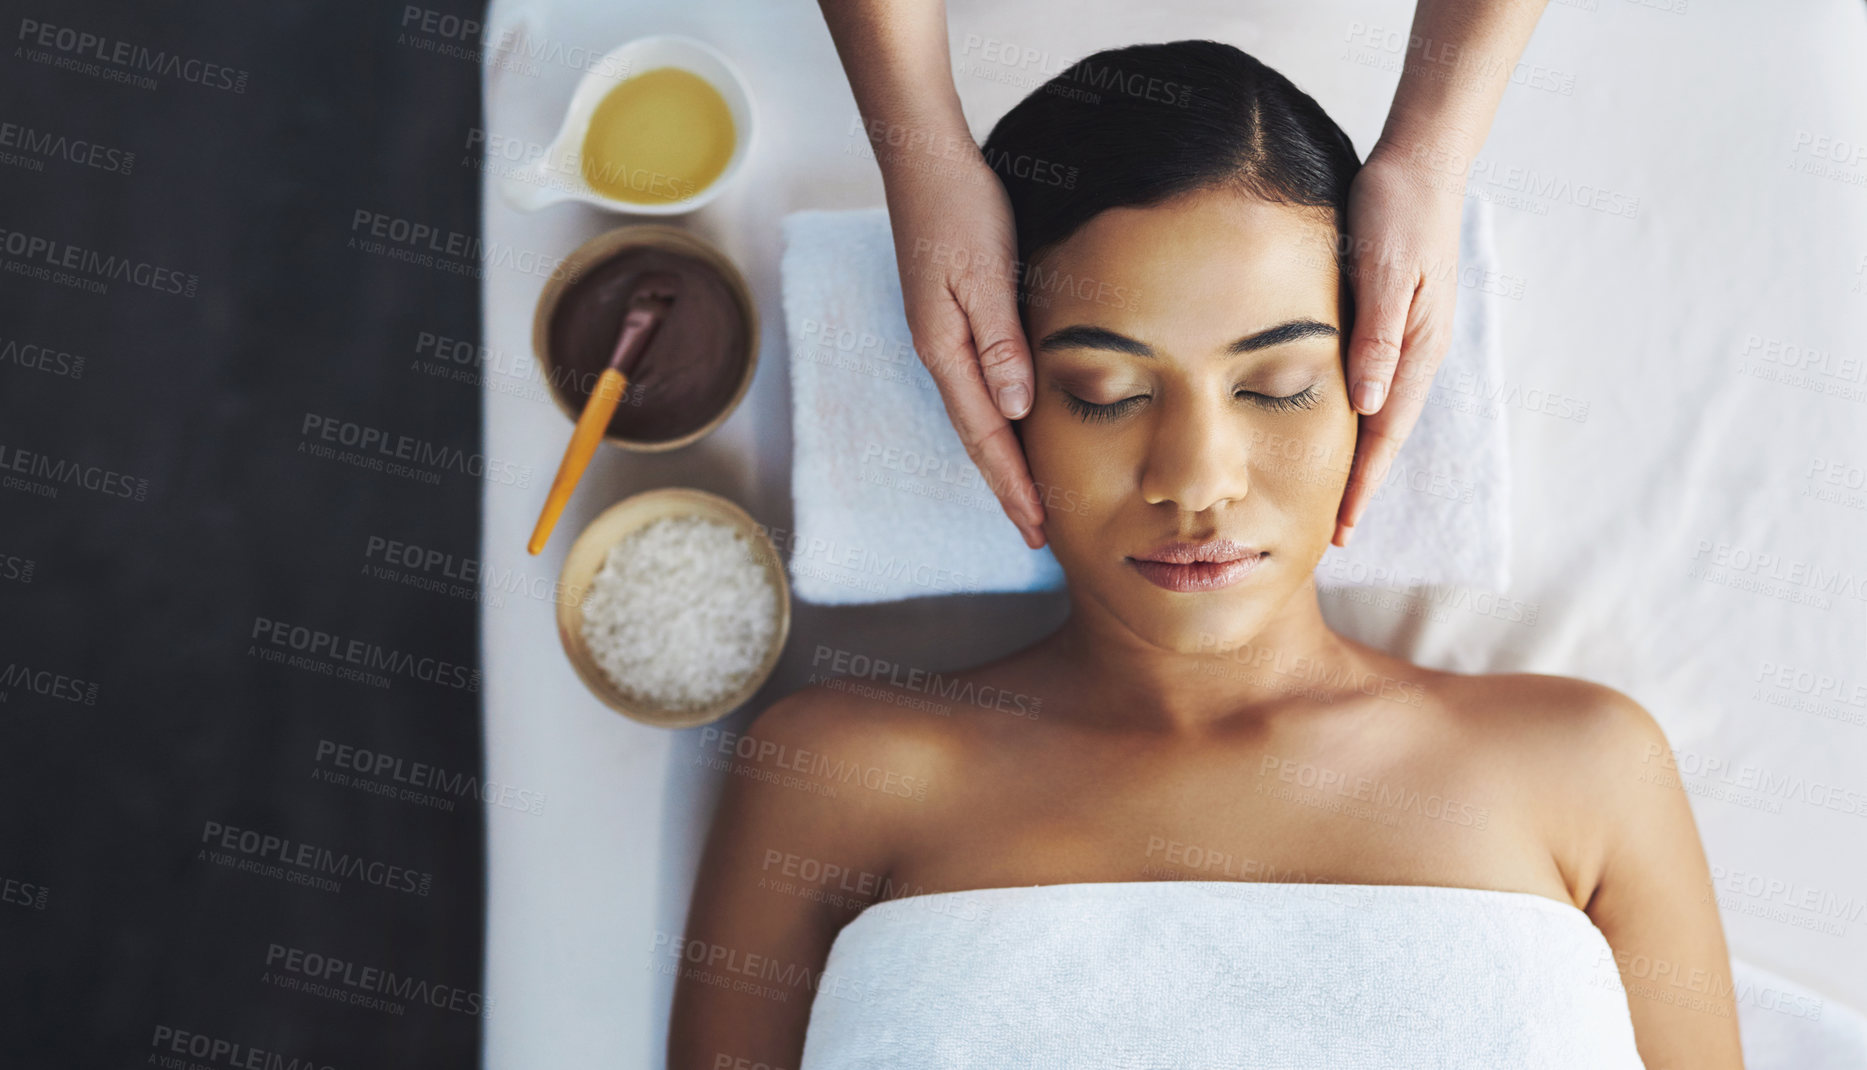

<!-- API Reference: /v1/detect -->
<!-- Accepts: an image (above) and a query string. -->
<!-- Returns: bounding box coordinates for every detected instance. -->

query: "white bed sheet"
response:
[476,1,1867,1065]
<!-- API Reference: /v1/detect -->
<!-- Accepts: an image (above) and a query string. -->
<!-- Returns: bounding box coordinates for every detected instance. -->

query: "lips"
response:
[1127,539,1266,593]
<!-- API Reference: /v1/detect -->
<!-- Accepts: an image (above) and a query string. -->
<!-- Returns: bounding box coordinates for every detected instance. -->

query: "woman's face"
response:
[1021,186,1356,654]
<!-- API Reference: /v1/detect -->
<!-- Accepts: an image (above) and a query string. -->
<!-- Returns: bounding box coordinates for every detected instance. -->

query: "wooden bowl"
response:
[556,487,790,728]
[532,224,759,451]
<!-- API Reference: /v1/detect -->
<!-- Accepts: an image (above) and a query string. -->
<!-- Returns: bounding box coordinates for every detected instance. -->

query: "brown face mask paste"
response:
[547,246,749,443]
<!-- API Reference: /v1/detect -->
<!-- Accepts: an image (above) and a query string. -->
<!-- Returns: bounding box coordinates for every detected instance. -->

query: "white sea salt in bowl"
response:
[556,488,790,727]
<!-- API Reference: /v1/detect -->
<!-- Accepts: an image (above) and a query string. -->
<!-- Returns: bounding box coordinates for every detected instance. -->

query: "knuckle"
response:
[1353,333,1404,369]
[918,343,982,387]
[975,334,1027,375]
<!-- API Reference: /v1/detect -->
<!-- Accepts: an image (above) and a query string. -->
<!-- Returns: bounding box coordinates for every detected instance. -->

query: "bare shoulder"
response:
[1443,676,1740,1064]
[671,677,970,1065]
[683,676,968,932]
[739,673,970,810]
[1426,669,1678,905]
[1432,669,1669,772]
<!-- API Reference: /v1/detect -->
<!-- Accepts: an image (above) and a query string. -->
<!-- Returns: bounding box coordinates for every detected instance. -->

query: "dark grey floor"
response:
[0,2,487,1065]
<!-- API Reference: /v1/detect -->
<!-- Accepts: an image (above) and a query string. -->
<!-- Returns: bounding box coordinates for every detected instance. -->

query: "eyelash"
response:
[1252,384,1325,413]
[1061,384,1324,422]
[1061,393,1147,422]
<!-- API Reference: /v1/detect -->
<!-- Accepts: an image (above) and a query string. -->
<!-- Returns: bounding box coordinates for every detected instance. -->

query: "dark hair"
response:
[981,40,1361,305]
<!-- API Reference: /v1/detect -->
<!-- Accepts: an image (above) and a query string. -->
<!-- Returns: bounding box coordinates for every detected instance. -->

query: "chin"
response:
[1102,584,1276,657]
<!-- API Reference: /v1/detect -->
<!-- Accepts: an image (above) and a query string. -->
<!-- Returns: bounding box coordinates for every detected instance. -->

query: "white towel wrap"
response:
[798,879,1646,1069]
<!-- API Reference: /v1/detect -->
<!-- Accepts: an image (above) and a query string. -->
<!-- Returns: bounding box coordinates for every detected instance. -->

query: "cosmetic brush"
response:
[527,272,679,555]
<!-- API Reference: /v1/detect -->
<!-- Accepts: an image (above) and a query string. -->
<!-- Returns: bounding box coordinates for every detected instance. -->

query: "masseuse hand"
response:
[819,0,1046,549]
[881,140,1047,549]
[1332,0,1555,548]
[1332,142,1465,548]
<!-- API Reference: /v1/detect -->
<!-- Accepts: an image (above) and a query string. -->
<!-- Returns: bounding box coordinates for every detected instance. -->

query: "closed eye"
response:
[1239,384,1323,413]
[1061,391,1148,422]
[1062,384,1324,421]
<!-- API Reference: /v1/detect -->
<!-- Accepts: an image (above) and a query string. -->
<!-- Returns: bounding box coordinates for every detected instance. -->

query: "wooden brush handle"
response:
[527,369,628,555]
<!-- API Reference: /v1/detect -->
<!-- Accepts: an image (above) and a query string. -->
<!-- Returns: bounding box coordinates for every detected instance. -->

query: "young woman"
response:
[670,41,1743,1070]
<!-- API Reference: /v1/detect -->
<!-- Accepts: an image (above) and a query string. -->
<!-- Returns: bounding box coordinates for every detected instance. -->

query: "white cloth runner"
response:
[781,199,1511,606]
[799,880,1866,1070]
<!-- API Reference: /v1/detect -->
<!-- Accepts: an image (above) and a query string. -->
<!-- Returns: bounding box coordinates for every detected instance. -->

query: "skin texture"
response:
[815,0,1554,551]
[667,190,1744,1070]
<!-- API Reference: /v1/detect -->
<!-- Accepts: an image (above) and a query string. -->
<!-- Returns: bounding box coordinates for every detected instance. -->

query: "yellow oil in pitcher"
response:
[581,68,735,205]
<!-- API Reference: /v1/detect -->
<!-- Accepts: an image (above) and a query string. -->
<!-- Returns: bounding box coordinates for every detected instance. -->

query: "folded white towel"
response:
[1317,196,1511,594]
[780,199,1511,606]
[781,208,1064,604]
[798,880,1867,1070]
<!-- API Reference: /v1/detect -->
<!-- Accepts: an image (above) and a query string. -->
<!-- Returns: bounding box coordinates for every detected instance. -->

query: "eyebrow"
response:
[1037,319,1338,357]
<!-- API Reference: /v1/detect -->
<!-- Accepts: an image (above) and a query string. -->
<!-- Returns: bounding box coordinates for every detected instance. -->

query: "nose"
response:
[1138,391,1253,513]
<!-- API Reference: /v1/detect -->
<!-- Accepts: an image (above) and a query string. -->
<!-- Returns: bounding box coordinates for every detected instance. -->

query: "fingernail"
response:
[996,383,1031,419]
[1339,524,1355,547]
[1352,380,1385,413]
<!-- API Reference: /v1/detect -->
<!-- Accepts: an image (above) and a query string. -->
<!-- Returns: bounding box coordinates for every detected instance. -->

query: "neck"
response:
[1040,576,1369,736]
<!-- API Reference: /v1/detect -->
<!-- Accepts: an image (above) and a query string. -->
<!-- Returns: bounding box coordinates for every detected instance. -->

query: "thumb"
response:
[955,274,1034,420]
[1345,264,1416,415]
